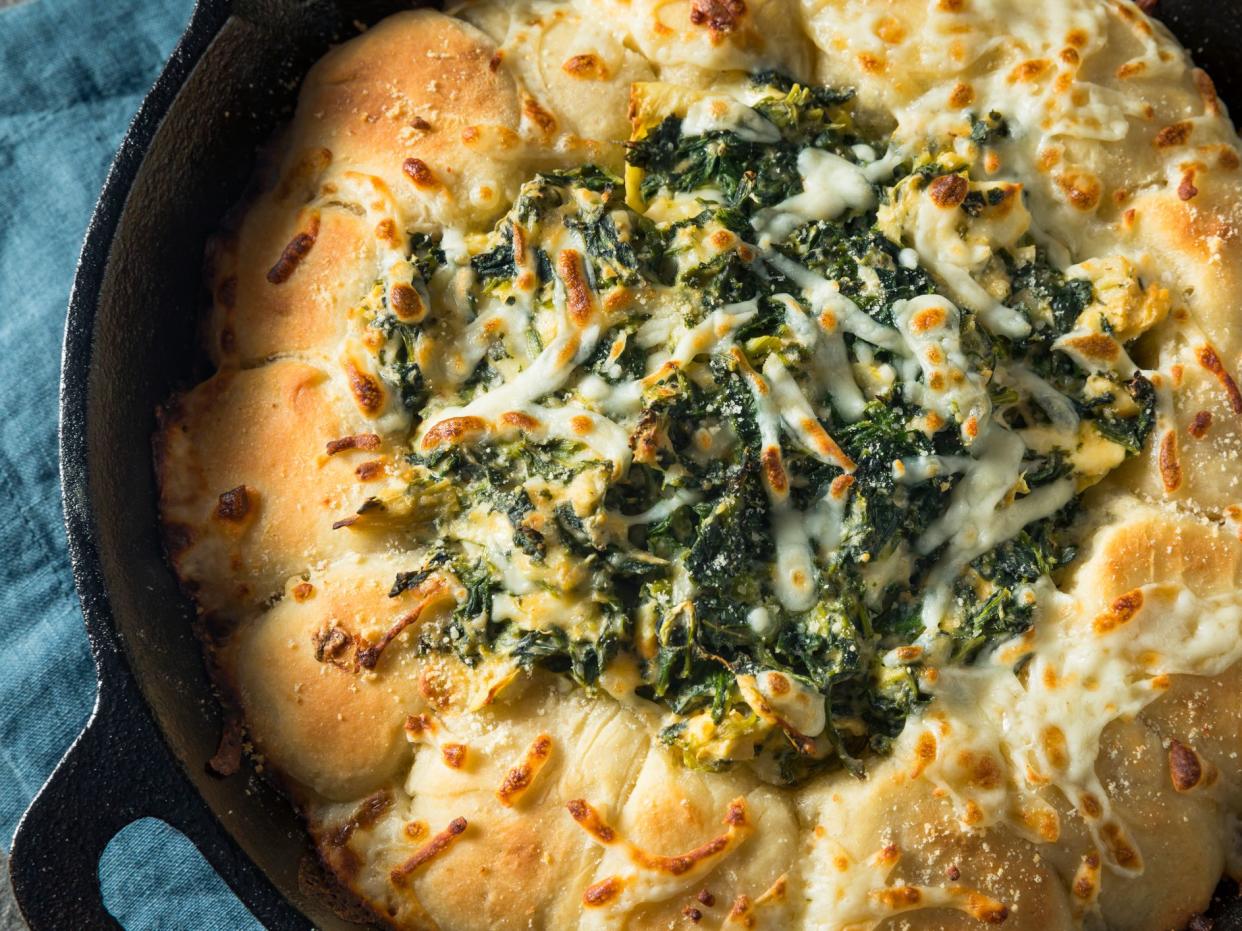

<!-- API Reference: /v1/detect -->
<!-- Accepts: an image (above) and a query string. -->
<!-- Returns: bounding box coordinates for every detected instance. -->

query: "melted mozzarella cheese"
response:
[763,354,853,470]
[994,361,1080,433]
[755,670,826,737]
[767,254,906,354]
[736,354,821,613]
[893,295,992,445]
[753,148,877,243]
[802,833,1009,930]
[681,95,782,143]
[913,428,1072,642]
[777,294,868,422]
[921,581,1242,877]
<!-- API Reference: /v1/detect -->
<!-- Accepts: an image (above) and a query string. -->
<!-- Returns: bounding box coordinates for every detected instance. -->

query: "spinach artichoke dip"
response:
[156,2,1242,928]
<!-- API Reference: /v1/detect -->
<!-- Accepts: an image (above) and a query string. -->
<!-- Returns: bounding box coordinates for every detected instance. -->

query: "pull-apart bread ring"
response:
[157,2,1242,928]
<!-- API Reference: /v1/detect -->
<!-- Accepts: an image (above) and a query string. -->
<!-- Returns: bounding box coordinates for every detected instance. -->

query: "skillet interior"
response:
[36,0,1242,928]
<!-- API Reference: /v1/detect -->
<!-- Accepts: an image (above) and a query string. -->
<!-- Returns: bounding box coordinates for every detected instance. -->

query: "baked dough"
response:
[156,2,1242,928]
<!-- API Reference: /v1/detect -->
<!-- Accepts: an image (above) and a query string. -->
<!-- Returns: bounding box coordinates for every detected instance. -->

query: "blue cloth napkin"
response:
[0,0,261,926]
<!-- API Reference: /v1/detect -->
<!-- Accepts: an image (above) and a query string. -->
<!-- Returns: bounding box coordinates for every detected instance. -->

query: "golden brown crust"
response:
[278,10,529,231]
[156,359,403,618]
[206,202,377,367]
[228,555,449,801]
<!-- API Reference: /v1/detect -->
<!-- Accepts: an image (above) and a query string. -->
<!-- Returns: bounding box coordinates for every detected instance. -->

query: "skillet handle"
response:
[7,676,190,931]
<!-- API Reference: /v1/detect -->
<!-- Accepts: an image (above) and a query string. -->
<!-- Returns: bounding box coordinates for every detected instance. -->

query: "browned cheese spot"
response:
[557,249,595,327]
[726,895,751,924]
[215,485,253,522]
[292,581,315,602]
[566,798,617,843]
[404,712,436,739]
[968,752,1002,790]
[1178,169,1199,201]
[630,408,667,466]
[911,305,948,333]
[1194,68,1221,114]
[355,459,384,481]
[1055,170,1101,210]
[1079,791,1104,820]
[875,886,922,909]
[266,214,320,284]
[634,835,730,876]
[1168,738,1204,791]
[523,95,558,135]
[857,52,885,74]
[761,446,788,496]
[511,221,527,265]
[402,157,439,189]
[872,14,907,43]
[488,50,504,72]
[563,53,608,80]
[830,474,854,499]
[326,433,381,456]
[1071,848,1102,904]
[1188,410,1213,438]
[1158,429,1182,492]
[496,733,554,806]
[327,790,394,872]
[375,218,400,247]
[1093,589,1145,635]
[1063,331,1119,364]
[910,731,938,778]
[345,363,385,416]
[1100,821,1142,871]
[1154,121,1193,149]
[709,228,736,251]
[1196,344,1242,413]
[390,283,426,322]
[958,891,1009,924]
[1008,58,1051,83]
[500,410,540,432]
[312,625,354,666]
[389,816,467,885]
[689,0,746,35]
[583,876,624,907]
[441,743,467,769]
[928,173,969,208]
[421,415,487,451]
[357,580,445,669]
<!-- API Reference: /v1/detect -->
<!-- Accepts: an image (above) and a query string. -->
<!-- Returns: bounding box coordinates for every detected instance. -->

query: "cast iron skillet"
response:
[7,0,1242,928]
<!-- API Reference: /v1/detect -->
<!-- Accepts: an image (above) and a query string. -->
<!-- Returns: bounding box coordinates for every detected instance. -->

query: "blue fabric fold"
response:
[0,0,261,926]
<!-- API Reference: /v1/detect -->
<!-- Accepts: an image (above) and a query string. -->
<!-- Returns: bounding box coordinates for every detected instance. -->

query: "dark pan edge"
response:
[11,0,311,927]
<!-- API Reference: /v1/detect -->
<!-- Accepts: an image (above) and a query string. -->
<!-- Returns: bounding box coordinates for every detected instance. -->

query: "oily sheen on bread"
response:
[156,2,1242,928]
